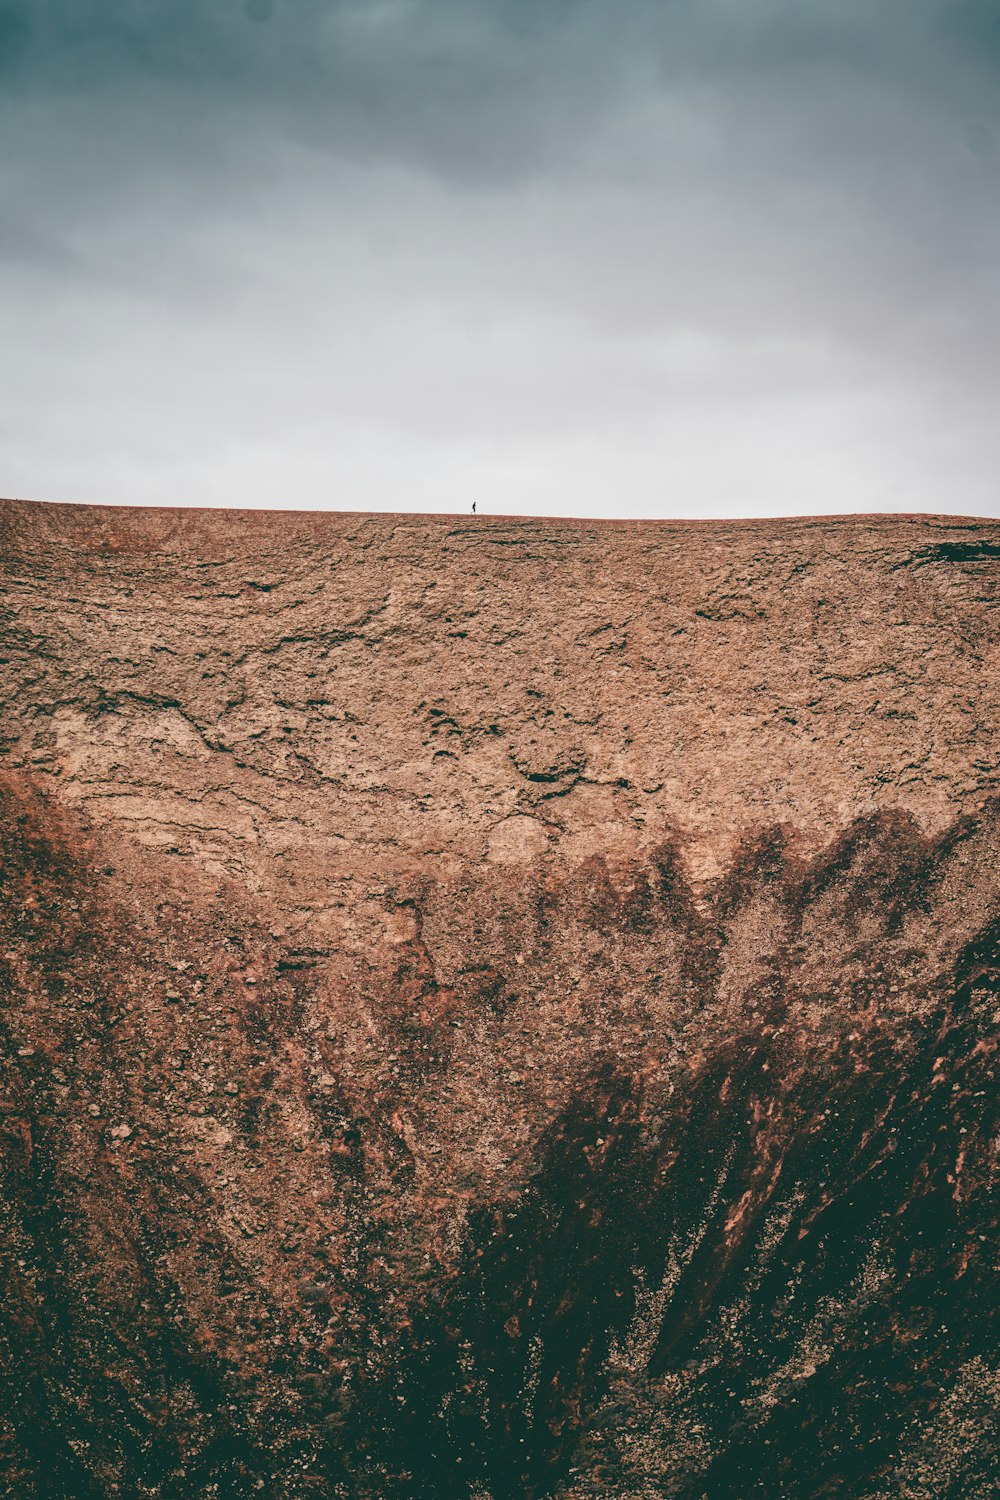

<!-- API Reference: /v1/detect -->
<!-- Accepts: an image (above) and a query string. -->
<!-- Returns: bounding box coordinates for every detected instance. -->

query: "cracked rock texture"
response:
[1,499,999,1498]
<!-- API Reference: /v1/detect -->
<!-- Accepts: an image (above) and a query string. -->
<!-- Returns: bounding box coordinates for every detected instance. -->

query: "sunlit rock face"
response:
[1,501,998,1497]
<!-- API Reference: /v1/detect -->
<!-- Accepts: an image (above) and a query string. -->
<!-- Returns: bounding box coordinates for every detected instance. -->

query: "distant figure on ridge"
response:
[472,501,477,514]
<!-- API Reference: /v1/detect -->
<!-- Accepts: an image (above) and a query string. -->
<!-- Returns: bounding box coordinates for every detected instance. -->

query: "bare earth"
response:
[1,500,998,1497]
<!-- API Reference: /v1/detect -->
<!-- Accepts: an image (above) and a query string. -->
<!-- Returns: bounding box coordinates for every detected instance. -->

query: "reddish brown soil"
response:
[1,501,998,1497]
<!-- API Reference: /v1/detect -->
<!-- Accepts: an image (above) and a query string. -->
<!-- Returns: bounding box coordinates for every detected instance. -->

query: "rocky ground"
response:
[1,500,998,1497]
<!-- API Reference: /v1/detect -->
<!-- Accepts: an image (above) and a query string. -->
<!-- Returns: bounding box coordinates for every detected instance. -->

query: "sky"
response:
[1,0,999,520]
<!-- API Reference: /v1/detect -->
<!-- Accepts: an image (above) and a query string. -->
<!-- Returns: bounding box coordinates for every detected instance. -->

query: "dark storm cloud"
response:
[3,1,997,242]
[1,1,620,181]
[1,2,999,516]
[3,2,995,180]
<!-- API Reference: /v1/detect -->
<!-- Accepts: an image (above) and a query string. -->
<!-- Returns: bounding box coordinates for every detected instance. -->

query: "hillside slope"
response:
[1,501,998,1497]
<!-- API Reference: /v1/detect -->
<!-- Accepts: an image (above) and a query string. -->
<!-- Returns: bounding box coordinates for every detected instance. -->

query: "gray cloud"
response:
[1,2,998,516]
[7,2,998,194]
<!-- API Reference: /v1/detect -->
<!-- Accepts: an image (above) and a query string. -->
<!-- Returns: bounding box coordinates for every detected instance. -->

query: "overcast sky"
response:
[2,1,999,518]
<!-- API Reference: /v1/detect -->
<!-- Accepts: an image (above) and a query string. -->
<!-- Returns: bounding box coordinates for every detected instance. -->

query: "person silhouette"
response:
[472,501,477,514]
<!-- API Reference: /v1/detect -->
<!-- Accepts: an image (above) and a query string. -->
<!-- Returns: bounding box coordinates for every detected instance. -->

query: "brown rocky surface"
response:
[0,498,998,1498]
